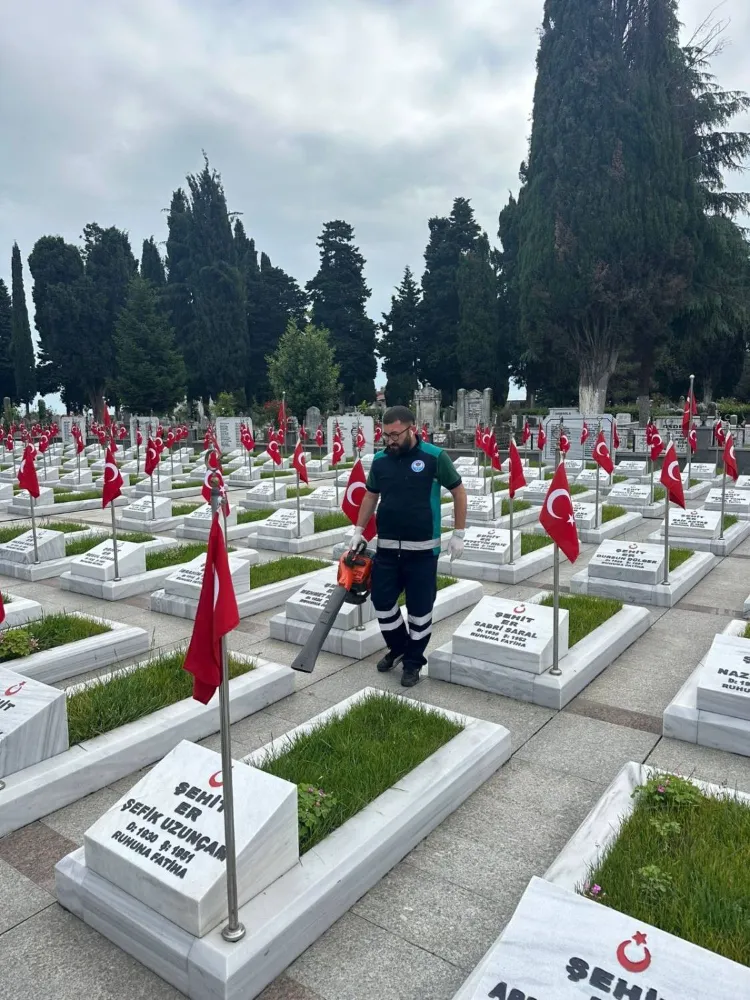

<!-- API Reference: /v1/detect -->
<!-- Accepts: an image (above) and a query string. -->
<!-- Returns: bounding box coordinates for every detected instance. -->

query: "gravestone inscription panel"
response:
[461,527,521,565]
[696,634,750,721]
[588,540,665,585]
[0,528,65,565]
[452,596,568,673]
[0,667,68,778]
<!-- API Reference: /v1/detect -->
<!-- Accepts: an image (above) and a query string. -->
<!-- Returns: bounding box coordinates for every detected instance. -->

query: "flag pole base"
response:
[221,922,246,944]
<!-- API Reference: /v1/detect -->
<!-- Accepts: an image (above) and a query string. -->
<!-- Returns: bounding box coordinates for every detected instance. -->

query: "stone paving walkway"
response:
[2,486,750,999]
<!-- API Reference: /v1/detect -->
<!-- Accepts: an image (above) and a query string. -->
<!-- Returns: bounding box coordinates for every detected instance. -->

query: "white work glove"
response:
[448,529,465,561]
[349,528,364,552]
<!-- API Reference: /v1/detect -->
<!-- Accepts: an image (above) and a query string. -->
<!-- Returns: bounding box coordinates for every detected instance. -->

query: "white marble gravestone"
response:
[246,481,288,502]
[465,495,495,521]
[183,503,238,530]
[696,634,750,721]
[82,740,299,937]
[0,483,12,501]
[461,476,489,496]
[461,527,521,564]
[286,569,375,629]
[259,508,314,539]
[0,528,65,564]
[588,540,664,584]
[521,478,551,503]
[575,468,610,486]
[571,502,597,528]
[306,459,329,474]
[704,488,750,515]
[14,487,54,507]
[666,506,721,540]
[452,596,568,673]
[563,460,583,475]
[38,466,60,483]
[135,476,172,495]
[59,469,93,487]
[0,666,68,778]
[163,551,250,599]
[615,459,647,476]
[71,540,146,581]
[123,495,172,522]
[728,475,750,491]
[304,486,339,509]
[689,462,717,481]
[456,464,482,479]
[607,483,653,507]
[466,876,750,1000]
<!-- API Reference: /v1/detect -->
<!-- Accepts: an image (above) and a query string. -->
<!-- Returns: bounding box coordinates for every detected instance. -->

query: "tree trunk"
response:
[578,348,618,416]
[636,395,651,426]
[702,379,713,406]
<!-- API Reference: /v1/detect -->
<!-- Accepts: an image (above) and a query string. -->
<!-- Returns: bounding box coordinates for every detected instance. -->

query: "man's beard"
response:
[386,436,412,456]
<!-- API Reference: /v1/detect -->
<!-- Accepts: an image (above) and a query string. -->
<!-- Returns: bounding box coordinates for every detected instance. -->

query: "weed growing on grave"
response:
[287,486,315,499]
[297,784,338,840]
[723,514,738,531]
[121,531,155,543]
[669,547,693,571]
[66,650,253,744]
[237,509,272,525]
[585,461,597,469]
[251,556,329,587]
[540,593,622,645]
[145,543,208,571]
[1,592,12,603]
[172,503,202,516]
[601,504,626,523]
[520,533,553,555]
[0,613,111,663]
[398,575,456,606]
[0,525,33,543]
[259,691,463,852]
[583,772,750,964]
[501,499,531,516]
[314,512,350,532]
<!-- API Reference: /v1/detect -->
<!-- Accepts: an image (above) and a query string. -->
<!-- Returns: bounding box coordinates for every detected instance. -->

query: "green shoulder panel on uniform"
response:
[366,449,386,492]
[435,449,462,490]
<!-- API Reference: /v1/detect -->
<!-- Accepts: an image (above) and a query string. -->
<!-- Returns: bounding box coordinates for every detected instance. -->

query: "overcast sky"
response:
[1,0,748,397]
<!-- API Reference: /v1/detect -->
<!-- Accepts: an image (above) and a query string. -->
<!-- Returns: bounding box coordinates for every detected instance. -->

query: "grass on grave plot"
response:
[669,547,693,571]
[251,556,329,587]
[612,474,628,484]
[520,533,553,555]
[144,543,209,571]
[500,499,531,516]
[260,471,294,480]
[66,650,254,744]
[314,512,350,532]
[398,575,456,606]
[259,690,463,853]
[0,613,111,663]
[237,509,272,525]
[53,489,102,503]
[287,486,315,499]
[653,486,666,502]
[582,772,750,965]
[491,479,510,492]
[540,593,622,646]
[441,496,453,505]
[67,531,155,555]
[569,484,589,496]
[172,502,202,517]
[723,514,738,531]
[0,522,79,544]
[601,504,627,523]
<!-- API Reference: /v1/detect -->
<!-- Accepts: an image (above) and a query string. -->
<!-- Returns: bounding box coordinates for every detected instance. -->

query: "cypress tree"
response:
[10,243,37,411]
[114,275,186,412]
[164,188,199,402]
[306,220,377,404]
[379,266,421,404]
[0,279,15,403]
[457,233,508,402]
[141,237,165,286]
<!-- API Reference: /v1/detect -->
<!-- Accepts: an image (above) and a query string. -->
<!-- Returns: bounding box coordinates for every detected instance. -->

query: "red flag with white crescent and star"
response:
[481,426,493,457]
[316,424,325,448]
[292,438,309,485]
[374,423,382,444]
[539,462,579,563]
[101,445,123,508]
[144,436,159,477]
[592,430,614,475]
[182,513,239,704]
[507,438,527,499]
[267,438,283,467]
[580,422,590,446]
[688,424,697,455]
[522,419,531,445]
[489,431,502,472]
[537,425,546,450]
[356,426,367,451]
[559,432,571,455]
[475,424,483,450]
[724,432,739,481]
[646,421,655,446]
[649,430,665,463]
[714,419,725,447]
[613,423,620,450]
[341,459,376,541]
[332,424,345,466]
[202,450,229,511]
[421,424,429,442]
[660,441,685,508]
[18,444,40,499]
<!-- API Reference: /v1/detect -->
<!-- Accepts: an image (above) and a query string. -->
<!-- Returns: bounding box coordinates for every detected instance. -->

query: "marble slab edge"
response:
[0,595,44,628]
[647,519,750,555]
[577,511,643,543]
[55,688,512,1000]
[253,527,351,553]
[437,546,554,584]
[0,660,293,838]
[570,551,717,607]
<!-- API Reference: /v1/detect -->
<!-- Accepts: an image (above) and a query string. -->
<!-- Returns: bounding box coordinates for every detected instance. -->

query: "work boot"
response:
[377,651,404,673]
[401,668,421,688]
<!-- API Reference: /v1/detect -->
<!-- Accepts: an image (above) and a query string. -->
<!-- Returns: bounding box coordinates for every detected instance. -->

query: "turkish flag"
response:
[537,425,546,450]
[539,463,579,563]
[166,429,175,449]
[182,514,239,704]
[522,420,531,445]
[341,460,376,541]
[374,423,382,444]
[316,424,324,447]
[481,427,493,457]
[688,425,697,454]
[559,432,571,455]
[660,442,685,508]
[715,420,726,447]
[475,425,483,450]
[101,446,123,508]
[332,437,345,465]
[490,431,502,472]
[646,422,655,445]
[421,424,429,442]
[6,434,13,453]
[650,431,665,463]
[267,439,282,466]
[0,591,5,625]
[136,428,143,447]
[292,439,309,484]
[580,422,589,446]
[592,431,614,475]
[357,426,367,450]
[507,439,527,498]
[202,451,226,506]
[38,433,49,455]
[18,445,40,498]
[74,430,84,455]
[681,400,691,436]
[144,437,159,477]
[724,432,739,481]
[613,424,620,449]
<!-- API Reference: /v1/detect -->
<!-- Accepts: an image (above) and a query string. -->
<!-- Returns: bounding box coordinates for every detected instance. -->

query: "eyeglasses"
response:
[382,427,411,443]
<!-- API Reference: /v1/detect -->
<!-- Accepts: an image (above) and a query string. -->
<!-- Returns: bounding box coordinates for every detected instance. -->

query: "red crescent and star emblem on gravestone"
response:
[616,931,652,973]
[4,681,26,696]
[513,605,526,614]
[208,771,223,788]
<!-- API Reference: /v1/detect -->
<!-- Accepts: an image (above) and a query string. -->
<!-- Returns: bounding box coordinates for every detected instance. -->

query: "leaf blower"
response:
[290,542,373,673]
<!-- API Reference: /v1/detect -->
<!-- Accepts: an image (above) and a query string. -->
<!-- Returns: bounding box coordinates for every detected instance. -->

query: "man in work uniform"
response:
[350,405,467,687]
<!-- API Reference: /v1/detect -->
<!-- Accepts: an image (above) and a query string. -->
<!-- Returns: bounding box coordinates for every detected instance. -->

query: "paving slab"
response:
[646,736,750,791]
[0,858,53,935]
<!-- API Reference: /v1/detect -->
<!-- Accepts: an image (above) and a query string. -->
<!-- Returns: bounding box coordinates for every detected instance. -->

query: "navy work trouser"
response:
[370,548,438,671]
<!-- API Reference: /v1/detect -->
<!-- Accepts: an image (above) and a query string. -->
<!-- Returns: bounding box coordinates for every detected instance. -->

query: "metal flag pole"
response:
[663,436,671,585]
[490,464,496,520]
[136,422,140,472]
[149,469,156,519]
[272,461,276,501]
[295,470,301,538]
[29,494,39,564]
[76,447,80,485]
[170,441,174,478]
[594,423,601,529]
[110,500,120,581]
[156,454,161,490]
[609,419,615,486]
[209,479,246,945]
[281,392,286,457]
[687,374,695,484]
[715,416,721,471]
[508,492,514,563]
[648,413,654,505]
[549,544,561,676]
[719,461,727,541]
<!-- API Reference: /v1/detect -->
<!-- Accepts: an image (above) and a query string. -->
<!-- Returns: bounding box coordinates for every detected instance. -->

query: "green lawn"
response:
[569,484,589,496]
[0,613,111,663]
[65,534,109,556]
[501,499,531,516]
[520,533,553,555]
[669,547,693,571]
[491,479,510,492]
[260,471,294,480]
[723,514,738,531]
[653,486,666,502]
[540,593,622,645]
[251,556,329,587]
[145,543,208,571]
[287,486,315,499]
[66,650,253,744]
[314,512,350,532]
[583,772,750,966]
[53,489,102,503]
[612,474,628,484]
[259,691,463,853]
[172,502,202,517]
[601,504,626,523]
[237,509,272,525]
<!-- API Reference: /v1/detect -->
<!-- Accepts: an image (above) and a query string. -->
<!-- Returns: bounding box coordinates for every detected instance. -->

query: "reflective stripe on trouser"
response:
[370,549,438,670]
